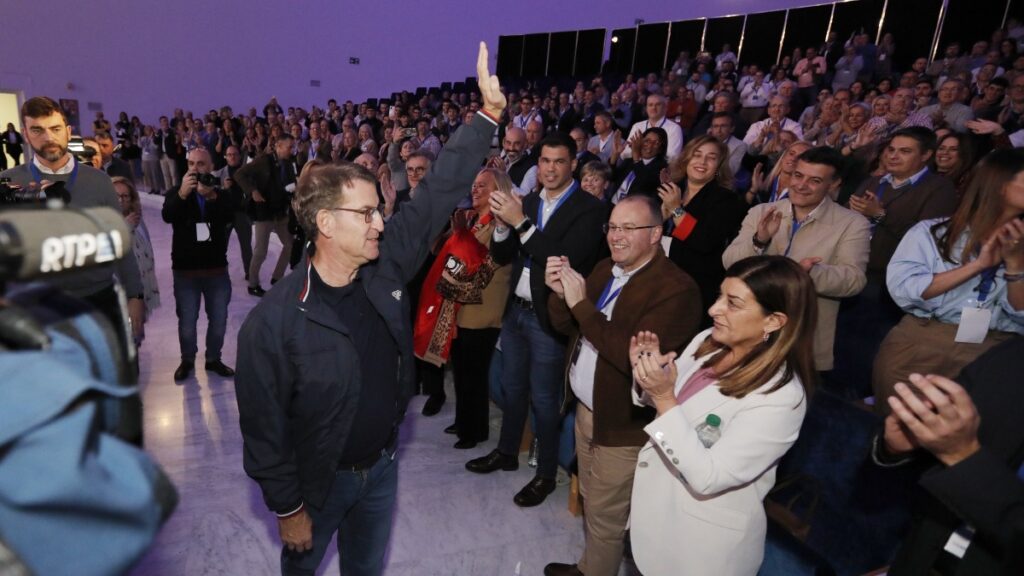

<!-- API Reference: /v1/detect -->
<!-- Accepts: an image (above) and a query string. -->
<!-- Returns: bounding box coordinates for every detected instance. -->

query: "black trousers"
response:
[451,327,500,442]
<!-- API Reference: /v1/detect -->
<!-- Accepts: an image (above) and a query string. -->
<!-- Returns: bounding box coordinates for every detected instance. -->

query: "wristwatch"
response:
[672,206,685,219]
[514,217,534,235]
[870,210,887,225]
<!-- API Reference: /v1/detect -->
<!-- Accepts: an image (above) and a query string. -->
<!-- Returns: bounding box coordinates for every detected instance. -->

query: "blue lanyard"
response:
[784,211,807,258]
[768,177,782,203]
[596,278,624,311]
[29,157,79,190]
[536,182,577,230]
[195,192,207,219]
[976,265,999,304]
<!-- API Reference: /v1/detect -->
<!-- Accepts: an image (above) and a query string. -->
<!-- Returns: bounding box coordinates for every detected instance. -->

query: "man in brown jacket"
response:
[542,195,702,576]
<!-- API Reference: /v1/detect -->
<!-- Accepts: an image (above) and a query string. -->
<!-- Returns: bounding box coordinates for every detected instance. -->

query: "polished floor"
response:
[127,192,598,576]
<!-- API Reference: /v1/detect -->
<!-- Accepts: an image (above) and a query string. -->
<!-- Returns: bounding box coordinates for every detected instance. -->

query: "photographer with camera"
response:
[0,96,146,345]
[161,147,236,382]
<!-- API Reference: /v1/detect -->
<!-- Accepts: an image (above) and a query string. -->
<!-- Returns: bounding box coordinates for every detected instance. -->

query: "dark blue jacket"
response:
[235,114,496,514]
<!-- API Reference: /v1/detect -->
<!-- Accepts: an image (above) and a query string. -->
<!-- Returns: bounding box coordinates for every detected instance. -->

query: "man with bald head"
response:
[622,93,684,161]
[744,95,803,153]
[493,125,538,195]
[162,147,237,381]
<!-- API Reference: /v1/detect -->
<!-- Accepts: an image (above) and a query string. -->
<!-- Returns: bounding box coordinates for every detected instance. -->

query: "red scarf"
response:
[414,213,498,366]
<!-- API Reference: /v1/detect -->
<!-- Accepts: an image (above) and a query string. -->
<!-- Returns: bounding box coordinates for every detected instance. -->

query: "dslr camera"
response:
[194,172,218,187]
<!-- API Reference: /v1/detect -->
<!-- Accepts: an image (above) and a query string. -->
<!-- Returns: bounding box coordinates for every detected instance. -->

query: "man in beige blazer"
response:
[723,146,870,371]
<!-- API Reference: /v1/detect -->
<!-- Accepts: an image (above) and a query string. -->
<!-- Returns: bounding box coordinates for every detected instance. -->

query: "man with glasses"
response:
[541,195,701,576]
[919,79,975,133]
[392,150,432,215]
[466,132,606,508]
[235,43,504,576]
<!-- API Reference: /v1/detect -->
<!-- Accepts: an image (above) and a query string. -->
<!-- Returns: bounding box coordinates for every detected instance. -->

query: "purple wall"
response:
[0,0,825,129]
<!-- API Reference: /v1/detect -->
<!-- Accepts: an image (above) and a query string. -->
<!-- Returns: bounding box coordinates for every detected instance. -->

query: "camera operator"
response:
[162,147,236,382]
[0,96,145,344]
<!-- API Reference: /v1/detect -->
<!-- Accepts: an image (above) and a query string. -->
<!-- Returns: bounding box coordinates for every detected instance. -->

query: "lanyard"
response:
[976,265,1000,304]
[30,157,79,190]
[784,211,808,258]
[536,182,577,230]
[596,277,624,311]
[195,192,207,219]
[647,118,666,130]
[768,177,782,203]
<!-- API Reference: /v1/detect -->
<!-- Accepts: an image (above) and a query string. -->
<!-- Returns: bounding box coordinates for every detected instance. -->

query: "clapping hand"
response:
[755,205,783,244]
[996,217,1024,271]
[658,182,683,220]
[558,259,587,308]
[848,191,884,219]
[886,374,981,467]
[544,256,566,298]
[488,186,525,227]
[630,331,678,412]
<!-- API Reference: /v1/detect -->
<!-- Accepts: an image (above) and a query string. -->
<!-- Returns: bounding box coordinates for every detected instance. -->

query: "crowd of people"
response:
[6,14,1024,576]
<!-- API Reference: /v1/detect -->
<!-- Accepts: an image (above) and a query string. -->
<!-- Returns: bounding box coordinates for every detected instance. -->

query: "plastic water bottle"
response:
[695,414,722,448]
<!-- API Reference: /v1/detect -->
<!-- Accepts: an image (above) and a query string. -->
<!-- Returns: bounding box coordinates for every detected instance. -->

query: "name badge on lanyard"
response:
[955,266,998,344]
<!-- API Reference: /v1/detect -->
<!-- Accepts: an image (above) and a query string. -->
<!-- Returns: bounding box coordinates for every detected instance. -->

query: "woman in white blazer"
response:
[629,255,817,576]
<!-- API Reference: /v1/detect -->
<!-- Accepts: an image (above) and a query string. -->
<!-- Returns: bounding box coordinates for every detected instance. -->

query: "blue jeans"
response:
[281,450,398,576]
[172,271,231,362]
[496,305,566,478]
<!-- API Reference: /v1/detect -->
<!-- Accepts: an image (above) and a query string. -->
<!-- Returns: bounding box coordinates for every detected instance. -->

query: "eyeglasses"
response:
[602,223,660,234]
[406,166,427,174]
[327,204,385,223]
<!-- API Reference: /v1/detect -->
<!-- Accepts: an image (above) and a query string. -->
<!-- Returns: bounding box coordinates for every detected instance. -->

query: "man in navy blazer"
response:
[465,131,607,507]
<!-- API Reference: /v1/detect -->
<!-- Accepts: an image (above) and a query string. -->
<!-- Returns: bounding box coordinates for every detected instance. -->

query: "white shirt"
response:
[740,82,771,108]
[570,258,651,409]
[743,117,804,147]
[622,117,684,162]
[492,183,576,300]
[724,136,747,177]
[33,153,75,175]
[588,133,614,163]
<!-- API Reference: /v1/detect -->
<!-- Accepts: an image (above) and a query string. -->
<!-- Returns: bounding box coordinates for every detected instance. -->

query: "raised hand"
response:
[751,162,766,192]
[755,205,782,244]
[477,42,507,119]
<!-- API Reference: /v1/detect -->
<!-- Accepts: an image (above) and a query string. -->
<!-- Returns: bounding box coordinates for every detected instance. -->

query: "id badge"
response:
[943,524,975,558]
[196,223,211,242]
[955,305,991,344]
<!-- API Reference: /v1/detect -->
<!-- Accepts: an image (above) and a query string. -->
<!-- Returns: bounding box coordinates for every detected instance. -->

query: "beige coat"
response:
[455,217,511,329]
[722,198,870,370]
